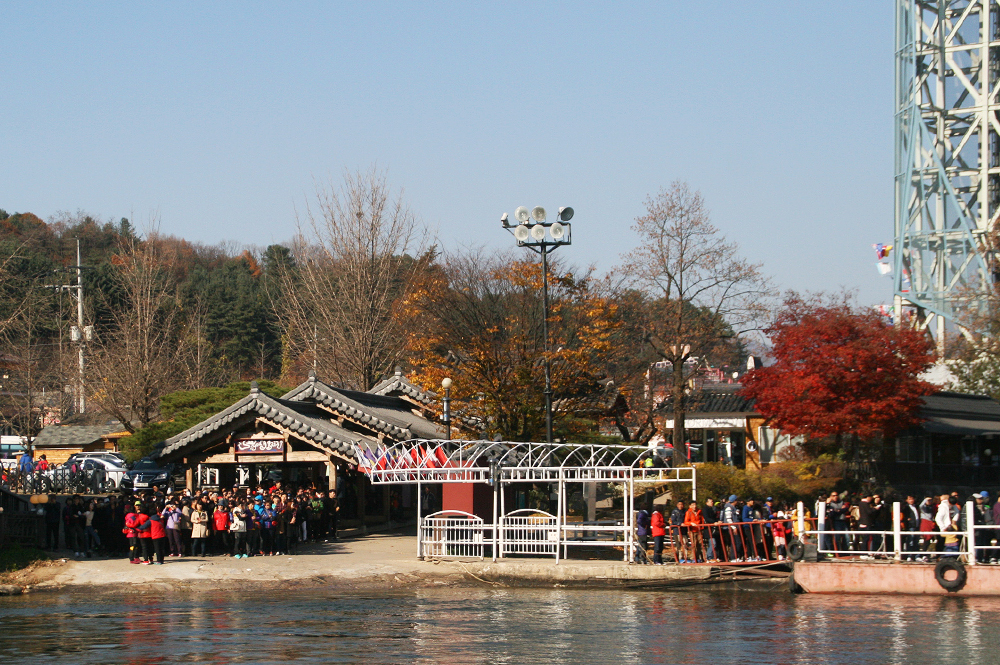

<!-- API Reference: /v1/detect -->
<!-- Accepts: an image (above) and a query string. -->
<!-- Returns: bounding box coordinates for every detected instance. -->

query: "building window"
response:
[896,435,928,463]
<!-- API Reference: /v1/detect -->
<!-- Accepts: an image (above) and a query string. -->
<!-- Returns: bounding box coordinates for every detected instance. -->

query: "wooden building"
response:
[153,372,445,495]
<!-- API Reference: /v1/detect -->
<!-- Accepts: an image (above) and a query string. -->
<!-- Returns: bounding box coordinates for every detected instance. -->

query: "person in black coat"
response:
[902,495,921,560]
[702,498,720,562]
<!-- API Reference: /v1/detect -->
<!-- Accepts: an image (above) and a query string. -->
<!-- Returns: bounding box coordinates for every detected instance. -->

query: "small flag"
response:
[873,243,893,260]
[877,262,892,275]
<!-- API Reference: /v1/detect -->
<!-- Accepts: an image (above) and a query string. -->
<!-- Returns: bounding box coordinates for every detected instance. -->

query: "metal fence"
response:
[419,510,488,559]
[0,512,44,549]
[803,500,989,563]
[665,518,805,564]
[499,509,559,558]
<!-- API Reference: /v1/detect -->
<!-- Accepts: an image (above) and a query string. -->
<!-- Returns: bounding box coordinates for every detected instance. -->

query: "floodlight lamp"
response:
[530,224,546,241]
[558,206,574,221]
[441,377,453,389]
[513,225,530,242]
[531,206,546,222]
[514,206,531,223]
[549,222,565,240]
[501,212,509,227]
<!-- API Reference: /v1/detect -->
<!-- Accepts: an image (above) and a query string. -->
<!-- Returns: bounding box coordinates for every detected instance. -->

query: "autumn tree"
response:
[944,283,1000,401]
[619,181,772,465]
[741,293,937,453]
[277,167,429,390]
[402,249,624,441]
[0,281,63,450]
[86,235,189,431]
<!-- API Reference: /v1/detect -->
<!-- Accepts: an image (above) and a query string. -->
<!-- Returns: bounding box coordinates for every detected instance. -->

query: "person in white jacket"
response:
[934,494,955,555]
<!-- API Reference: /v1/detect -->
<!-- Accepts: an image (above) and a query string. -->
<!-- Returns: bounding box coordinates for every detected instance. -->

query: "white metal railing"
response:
[500,509,559,558]
[561,520,627,547]
[969,523,1000,563]
[419,510,487,559]
[197,465,219,488]
[801,500,981,564]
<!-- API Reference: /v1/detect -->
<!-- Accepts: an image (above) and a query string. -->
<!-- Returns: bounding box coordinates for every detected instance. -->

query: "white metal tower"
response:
[895,0,1000,345]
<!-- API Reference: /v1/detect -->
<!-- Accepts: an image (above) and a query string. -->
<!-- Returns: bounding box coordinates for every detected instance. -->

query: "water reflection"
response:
[1,588,998,664]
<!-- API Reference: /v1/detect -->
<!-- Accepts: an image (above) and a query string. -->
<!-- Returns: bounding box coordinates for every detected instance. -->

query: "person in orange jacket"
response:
[650,508,667,564]
[684,501,706,563]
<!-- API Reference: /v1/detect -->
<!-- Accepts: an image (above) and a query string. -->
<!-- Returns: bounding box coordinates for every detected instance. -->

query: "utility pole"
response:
[76,239,85,413]
[44,239,90,416]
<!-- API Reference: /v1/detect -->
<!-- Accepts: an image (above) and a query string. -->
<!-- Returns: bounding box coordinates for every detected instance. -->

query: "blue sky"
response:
[2,2,895,304]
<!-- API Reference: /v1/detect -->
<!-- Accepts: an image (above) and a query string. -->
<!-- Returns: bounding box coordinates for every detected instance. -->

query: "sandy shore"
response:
[1,532,762,596]
[1,533,473,595]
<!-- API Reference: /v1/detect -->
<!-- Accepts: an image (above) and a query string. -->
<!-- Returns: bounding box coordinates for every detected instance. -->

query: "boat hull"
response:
[793,561,1000,596]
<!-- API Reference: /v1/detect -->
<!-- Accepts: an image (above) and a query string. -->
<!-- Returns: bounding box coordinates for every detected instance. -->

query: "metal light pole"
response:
[441,377,452,440]
[502,206,573,443]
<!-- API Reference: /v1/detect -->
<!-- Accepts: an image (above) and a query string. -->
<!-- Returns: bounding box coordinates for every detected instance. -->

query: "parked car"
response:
[66,451,127,468]
[80,458,127,491]
[122,458,177,492]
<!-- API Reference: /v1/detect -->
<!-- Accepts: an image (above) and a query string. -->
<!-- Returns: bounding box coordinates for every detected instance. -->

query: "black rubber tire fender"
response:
[934,558,967,592]
[788,540,806,562]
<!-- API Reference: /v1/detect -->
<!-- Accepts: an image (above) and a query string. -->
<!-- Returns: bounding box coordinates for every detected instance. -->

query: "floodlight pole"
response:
[501,207,572,445]
[541,245,553,444]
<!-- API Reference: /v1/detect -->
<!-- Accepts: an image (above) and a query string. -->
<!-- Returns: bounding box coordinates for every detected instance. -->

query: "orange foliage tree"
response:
[401,249,625,441]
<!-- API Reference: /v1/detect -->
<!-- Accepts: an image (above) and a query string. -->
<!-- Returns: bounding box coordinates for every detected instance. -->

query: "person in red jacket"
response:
[124,504,142,564]
[651,507,667,564]
[145,508,167,564]
[213,502,231,556]
[684,502,706,563]
[135,506,152,564]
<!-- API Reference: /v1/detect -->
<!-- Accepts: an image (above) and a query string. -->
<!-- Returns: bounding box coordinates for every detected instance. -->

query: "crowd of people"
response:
[36,483,341,563]
[632,489,1000,566]
[634,495,796,565]
[816,489,1000,562]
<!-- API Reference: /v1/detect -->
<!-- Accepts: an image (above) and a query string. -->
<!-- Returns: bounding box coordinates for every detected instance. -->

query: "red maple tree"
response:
[741,294,938,441]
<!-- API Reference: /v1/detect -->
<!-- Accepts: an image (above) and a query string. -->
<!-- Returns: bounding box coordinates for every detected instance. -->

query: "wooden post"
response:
[326,459,336,491]
[358,474,367,535]
[185,464,193,492]
[383,485,391,525]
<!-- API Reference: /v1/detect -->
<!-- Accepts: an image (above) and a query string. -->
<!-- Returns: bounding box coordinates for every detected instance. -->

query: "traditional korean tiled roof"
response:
[369,370,482,431]
[553,380,627,415]
[283,375,444,440]
[156,385,374,461]
[657,385,758,417]
[369,369,437,407]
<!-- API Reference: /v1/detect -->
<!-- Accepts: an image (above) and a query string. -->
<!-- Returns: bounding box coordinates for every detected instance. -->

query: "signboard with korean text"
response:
[235,438,285,454]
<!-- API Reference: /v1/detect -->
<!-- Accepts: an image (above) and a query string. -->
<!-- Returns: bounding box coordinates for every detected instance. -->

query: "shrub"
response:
[0,543,48,572]
[693,460,841,506]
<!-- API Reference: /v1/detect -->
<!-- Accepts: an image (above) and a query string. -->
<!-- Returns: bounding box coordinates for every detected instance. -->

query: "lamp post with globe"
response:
[501,205,573,443]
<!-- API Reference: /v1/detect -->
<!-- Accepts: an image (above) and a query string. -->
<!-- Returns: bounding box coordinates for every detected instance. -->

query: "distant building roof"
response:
[553,380,628,416]
[33,423,124,449]
[917,392,1000,435]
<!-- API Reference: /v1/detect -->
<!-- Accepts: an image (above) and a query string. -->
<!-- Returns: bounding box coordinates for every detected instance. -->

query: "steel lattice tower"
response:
[895,0,1000,345]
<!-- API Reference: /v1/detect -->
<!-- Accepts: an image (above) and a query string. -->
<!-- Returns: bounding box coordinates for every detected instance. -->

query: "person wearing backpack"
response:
[230,502,249,559]
[634,507,651,563]
[722,495,744,562]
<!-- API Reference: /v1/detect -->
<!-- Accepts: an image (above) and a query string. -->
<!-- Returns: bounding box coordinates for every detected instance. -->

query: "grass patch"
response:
[0,543,49,572]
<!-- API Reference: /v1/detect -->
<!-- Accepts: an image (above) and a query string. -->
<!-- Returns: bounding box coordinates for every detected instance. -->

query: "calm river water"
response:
[0,586,994,664]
